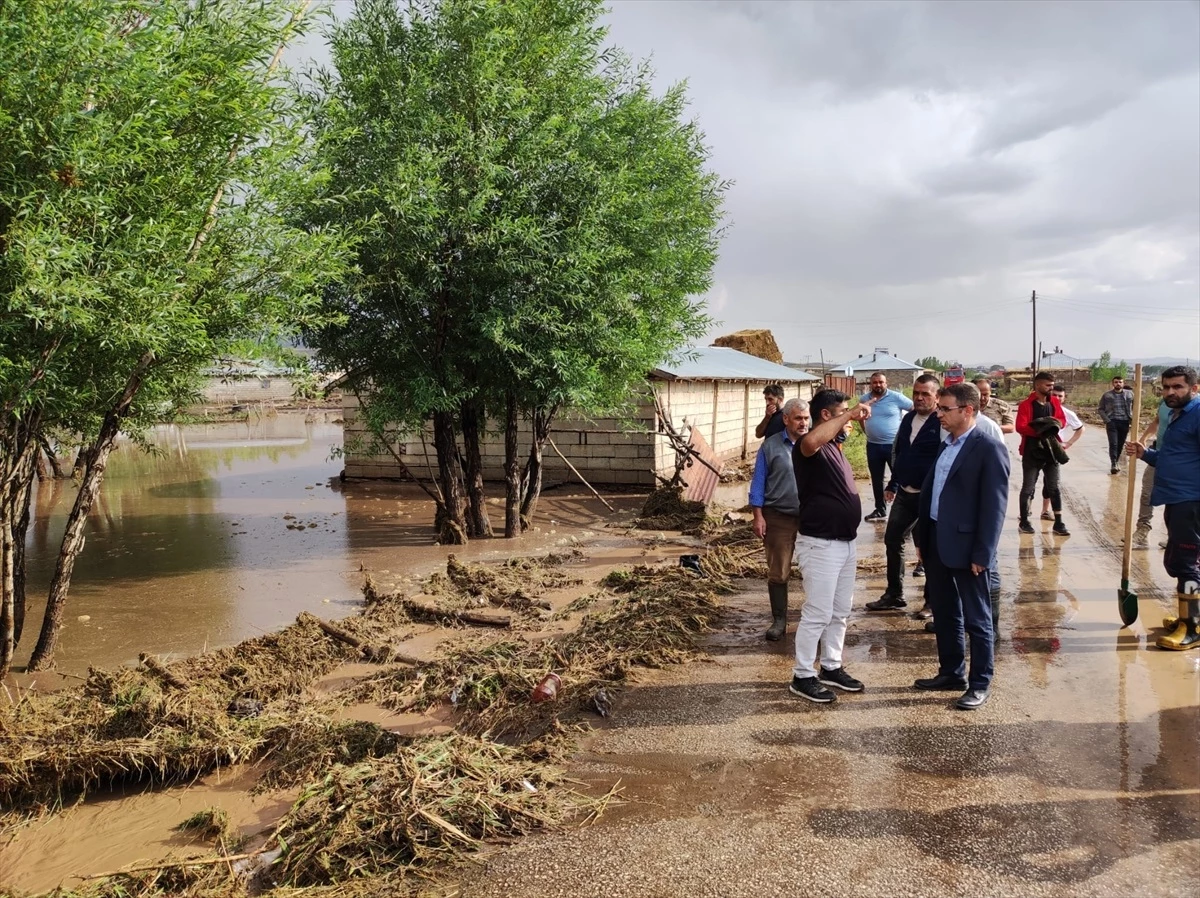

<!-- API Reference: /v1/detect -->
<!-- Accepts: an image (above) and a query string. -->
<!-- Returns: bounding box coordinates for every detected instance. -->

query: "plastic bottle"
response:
[530,672,561,703]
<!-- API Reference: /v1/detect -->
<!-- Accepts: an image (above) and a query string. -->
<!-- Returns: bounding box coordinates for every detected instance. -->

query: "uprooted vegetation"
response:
[0,534,765,897]
[633,485,710,531]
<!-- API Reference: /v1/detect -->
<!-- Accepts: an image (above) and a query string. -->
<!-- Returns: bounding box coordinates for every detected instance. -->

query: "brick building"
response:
[339,347,821,486]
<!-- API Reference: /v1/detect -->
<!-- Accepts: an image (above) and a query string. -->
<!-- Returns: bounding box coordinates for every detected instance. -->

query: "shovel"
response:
[1118,363,1143,627]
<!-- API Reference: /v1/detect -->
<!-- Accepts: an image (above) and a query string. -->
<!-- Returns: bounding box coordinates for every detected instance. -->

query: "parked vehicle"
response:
[943,362,965,385]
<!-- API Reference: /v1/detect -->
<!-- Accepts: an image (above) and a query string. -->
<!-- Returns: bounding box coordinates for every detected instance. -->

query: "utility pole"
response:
[1031,289,1037,372]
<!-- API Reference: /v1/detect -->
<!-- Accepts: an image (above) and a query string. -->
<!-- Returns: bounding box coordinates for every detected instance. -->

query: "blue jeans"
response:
[866,442,893,514]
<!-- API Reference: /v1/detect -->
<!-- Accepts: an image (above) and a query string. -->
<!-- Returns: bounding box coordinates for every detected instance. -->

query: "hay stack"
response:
[710,329,783,364]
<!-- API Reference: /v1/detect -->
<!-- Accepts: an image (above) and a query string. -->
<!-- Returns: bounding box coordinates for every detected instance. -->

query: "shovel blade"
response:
[1118,581,1139,627]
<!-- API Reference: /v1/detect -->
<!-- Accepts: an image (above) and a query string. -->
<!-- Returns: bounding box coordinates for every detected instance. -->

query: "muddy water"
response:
[15,412,645,676]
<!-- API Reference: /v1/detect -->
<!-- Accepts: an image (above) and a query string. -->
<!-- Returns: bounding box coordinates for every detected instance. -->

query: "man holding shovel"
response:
[1126,366,1200,651]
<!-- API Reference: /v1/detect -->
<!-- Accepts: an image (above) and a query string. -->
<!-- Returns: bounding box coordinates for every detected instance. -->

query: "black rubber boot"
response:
[766,582,788,641]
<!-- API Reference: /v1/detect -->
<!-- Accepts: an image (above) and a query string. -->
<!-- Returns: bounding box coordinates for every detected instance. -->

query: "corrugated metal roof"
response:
[651,346,821,382]
[828,350,924,373]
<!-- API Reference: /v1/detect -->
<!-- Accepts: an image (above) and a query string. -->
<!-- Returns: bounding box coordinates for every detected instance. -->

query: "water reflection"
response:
[22,414,354,674]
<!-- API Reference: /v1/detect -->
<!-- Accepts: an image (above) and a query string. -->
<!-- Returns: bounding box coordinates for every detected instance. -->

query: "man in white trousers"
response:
[788,388,873,703]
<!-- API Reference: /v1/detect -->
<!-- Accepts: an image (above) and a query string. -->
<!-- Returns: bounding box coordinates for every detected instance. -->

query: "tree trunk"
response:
[0,414,42,677]
[504,392,520,538]
[519,405,556,529]
[11,476,33,646]
[38,435,66,479]
[28,351,153,671]
[460,398,492,539]
[431,409,468,545]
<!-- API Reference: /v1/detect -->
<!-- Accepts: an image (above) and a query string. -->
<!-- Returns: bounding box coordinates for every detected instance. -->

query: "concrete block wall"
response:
[653,378,818,475]
[341,392,659,485]
[342,378,817,485]
[201,376,298,405]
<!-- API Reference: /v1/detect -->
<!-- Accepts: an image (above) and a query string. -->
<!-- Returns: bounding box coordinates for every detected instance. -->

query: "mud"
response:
[13,412,647,676]
[455,434,1200,898]
[0,764,294,895]
[4,431,1196,897]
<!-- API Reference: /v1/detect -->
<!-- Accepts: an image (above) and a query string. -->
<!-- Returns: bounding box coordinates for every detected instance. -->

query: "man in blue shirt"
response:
[1127,366,1200,651]
[859,373,913,522]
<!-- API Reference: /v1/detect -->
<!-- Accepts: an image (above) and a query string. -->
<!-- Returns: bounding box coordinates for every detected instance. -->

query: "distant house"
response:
[340,346,821,486]
[827,348,926,389]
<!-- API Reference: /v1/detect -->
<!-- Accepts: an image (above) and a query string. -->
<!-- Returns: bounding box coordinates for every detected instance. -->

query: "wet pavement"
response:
[458,435,1200,898]
[14,412,644,675]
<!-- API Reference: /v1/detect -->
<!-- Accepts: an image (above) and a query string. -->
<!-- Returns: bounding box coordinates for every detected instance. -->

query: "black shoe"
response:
[923,620,937,633]
[1018,520,1035,534]
[956,688,990,710]
[864,509,887,522]
[818,666,864,692]
[789,676,836,703]
[1052,521,1070,536]
[913,604,933,620]
[865,593,906,612]
[912,562,925,578]
[1110,466,1119,475]
[1040,511,1054,521]
[914,673,967,691]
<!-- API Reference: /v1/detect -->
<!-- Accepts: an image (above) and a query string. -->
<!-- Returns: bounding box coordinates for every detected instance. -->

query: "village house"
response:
[826,348,927,389]
[339,346,821,487]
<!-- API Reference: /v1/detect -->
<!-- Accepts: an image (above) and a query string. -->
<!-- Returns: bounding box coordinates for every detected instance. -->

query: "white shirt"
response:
[1060,406,1084,442]
[973,413,1005,444]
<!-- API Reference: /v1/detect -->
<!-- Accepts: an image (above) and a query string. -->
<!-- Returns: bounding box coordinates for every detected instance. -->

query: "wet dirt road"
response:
[459,435,1200,897]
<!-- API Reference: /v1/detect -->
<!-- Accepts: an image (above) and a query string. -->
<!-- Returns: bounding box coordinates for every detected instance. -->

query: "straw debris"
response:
[634,485,707,530]
[271,733,606,886]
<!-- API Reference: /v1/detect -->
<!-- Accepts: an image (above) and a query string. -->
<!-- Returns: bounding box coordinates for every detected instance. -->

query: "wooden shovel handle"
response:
[1120,363,1143,581]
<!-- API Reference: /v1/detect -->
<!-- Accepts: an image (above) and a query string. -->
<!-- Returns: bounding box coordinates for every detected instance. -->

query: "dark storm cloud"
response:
[598,0,1200,362]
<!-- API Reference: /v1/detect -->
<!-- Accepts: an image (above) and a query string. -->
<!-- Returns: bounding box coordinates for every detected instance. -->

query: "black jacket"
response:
[887,411,943,494]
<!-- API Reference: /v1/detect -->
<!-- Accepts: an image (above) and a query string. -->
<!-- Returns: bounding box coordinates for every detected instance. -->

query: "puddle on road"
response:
[13,412,648,676]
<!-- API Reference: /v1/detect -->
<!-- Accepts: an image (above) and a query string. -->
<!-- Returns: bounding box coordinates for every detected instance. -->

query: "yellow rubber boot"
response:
[1157,597,1200,651]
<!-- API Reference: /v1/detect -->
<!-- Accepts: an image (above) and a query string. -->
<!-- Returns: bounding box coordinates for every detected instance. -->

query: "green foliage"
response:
[1088,351,1129,383]
[0,0,350,437]
[303,0,726,435]
[914,356,945,372]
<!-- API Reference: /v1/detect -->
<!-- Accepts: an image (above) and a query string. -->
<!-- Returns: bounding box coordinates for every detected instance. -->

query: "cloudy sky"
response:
[300,1,1200,366]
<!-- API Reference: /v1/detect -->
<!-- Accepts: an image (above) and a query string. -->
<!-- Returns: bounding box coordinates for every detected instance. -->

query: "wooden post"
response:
[710,382,720,453]
[741,383,750,459]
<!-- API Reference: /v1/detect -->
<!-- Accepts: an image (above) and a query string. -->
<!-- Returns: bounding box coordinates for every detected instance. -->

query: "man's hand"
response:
[752,509,767,540]
[765,399,779,416]
[971,563,986,576]
[884,490,895,503]
[849,399,874,422]
[1126,441,1146,459]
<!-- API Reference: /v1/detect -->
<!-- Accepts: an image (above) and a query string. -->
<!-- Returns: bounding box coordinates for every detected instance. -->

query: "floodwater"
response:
[14,412,643,676]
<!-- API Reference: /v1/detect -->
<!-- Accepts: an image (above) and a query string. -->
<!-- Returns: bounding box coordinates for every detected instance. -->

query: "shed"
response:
[339,347,820,487]
[828,348,926,389]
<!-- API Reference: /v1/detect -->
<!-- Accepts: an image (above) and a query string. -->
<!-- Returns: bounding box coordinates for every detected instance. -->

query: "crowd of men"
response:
[748,365,1200,711]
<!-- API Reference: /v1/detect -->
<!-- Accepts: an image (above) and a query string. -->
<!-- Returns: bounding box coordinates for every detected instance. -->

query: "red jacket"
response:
[1015,391,1066,455]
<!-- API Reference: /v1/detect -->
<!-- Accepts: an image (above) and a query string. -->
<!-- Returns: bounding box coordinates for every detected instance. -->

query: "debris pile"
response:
[634,485,708,531]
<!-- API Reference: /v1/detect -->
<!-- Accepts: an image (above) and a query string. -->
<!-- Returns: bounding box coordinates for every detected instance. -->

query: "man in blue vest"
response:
[867,373,941,612]
[859,373,913,522]
[749,398,811,641]
[1127,366,1200,651]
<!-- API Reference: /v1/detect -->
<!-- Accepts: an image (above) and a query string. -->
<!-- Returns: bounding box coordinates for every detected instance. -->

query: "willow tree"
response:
[0,0,349,674]
[306,0,724,541]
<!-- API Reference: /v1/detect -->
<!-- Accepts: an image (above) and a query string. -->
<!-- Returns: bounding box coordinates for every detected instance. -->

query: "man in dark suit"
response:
[914,382,1011,710]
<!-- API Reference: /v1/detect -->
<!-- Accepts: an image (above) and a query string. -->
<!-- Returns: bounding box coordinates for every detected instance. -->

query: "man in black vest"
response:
[867,373,942,612]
